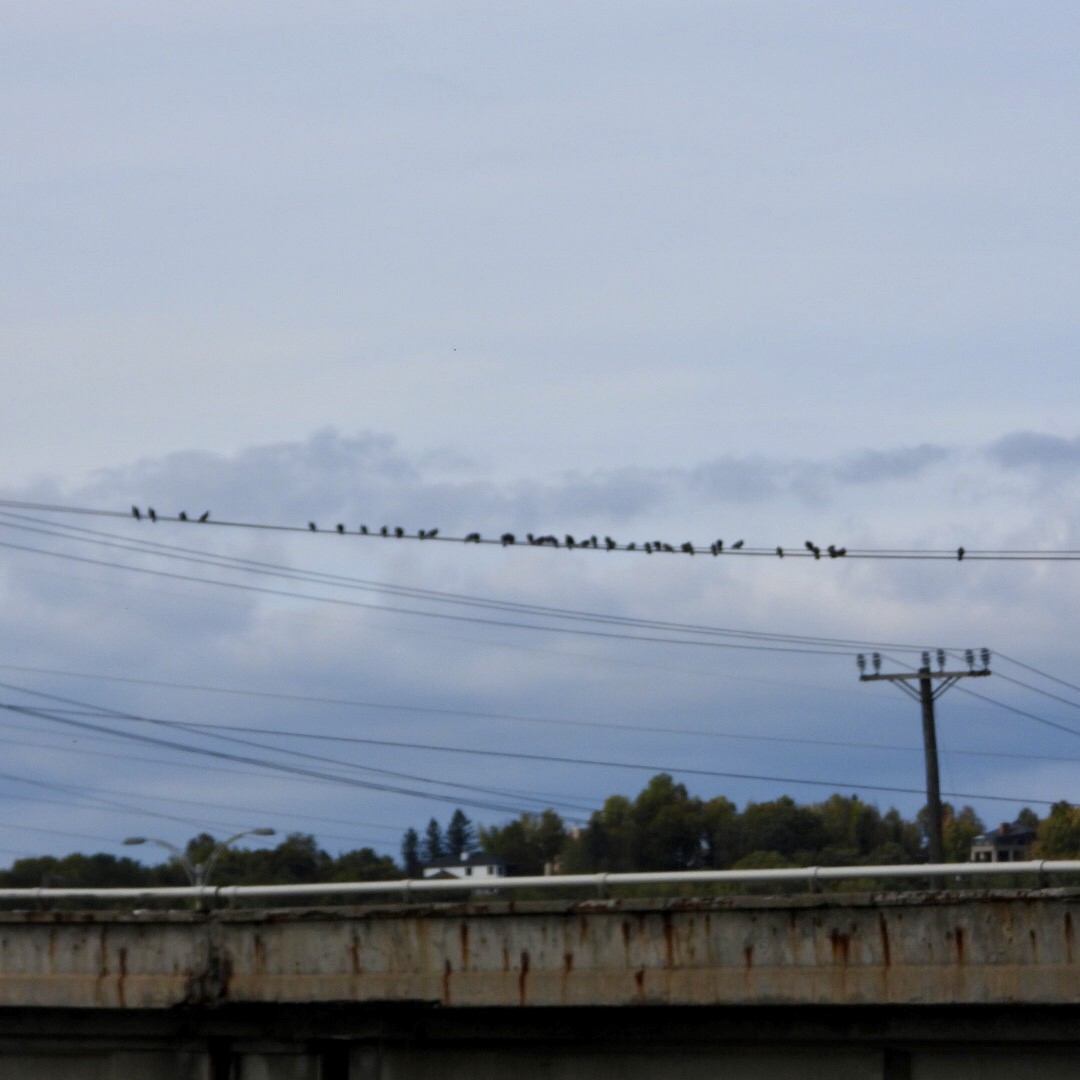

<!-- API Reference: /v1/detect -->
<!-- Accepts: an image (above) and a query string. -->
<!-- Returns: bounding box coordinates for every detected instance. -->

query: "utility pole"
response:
[858,648,991,864]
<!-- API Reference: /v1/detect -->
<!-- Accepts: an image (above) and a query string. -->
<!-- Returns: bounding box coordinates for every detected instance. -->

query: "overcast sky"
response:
[2,3,1079,870]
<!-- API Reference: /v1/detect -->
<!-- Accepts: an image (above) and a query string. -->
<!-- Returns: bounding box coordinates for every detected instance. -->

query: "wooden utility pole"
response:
[858,649,991,864]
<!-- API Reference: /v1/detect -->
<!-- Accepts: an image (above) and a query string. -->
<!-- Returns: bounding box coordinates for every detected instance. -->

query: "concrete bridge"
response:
[1,887,1079,1078]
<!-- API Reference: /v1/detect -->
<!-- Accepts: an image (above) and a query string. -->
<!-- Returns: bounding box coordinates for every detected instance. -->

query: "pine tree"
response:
[445,809,476,858]
[401,828,422,876]
[421,818,445,864]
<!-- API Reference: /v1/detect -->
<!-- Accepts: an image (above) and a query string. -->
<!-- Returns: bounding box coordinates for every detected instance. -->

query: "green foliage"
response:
[445,809,476,858]
[401,827,422,877]
[479,809,566,876]
[1036,801,1080,858]
[421,818,444,863]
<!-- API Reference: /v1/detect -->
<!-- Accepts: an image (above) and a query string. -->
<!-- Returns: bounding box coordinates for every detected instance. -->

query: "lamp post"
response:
[123,829,276,905]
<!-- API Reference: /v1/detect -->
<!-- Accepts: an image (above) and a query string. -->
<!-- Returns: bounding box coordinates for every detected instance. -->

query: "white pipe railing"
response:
[1,860,1079,906]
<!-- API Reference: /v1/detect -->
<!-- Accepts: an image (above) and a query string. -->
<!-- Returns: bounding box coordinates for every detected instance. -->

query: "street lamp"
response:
[123,828,276,887]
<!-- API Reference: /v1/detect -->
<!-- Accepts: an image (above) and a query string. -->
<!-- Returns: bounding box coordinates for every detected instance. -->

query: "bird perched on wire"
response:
[148,508,157,523]
[464,532,481,543]
[198,511,210,523]
[776,546,784,558]
[957,546,965,561]
[308,522,317,532]
[131,506,141,520]
[359,525,368,534]
[178,511,188,521]
[605,537,616,550]
[394,527,405,538]
[731,539,744,550]
[336,524,345,534]
[501,533,515,546]
[681,542,694,555]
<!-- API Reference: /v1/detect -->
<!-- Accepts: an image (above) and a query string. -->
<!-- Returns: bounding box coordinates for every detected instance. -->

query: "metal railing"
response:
[1,859,1079,906]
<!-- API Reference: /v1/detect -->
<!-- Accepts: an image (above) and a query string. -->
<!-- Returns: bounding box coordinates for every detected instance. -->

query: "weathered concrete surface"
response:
[0,888,1078,1010]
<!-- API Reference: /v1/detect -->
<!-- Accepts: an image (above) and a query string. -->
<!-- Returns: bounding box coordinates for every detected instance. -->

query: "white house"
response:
[421,852,508,880]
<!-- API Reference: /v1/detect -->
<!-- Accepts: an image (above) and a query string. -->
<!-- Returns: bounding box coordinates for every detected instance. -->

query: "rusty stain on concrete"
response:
[518,949,530,1006]
[662,912,675,968]
[829,929,850,966]
[442,958,452,1004]
[954,926,965,965]
[349,932,361,975]
[1065,912,1074,964]
[878,914,891,968]
[743,944,754,970]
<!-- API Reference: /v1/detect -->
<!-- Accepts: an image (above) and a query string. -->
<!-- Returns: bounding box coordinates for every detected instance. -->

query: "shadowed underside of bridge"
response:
[1,889,1080,1077]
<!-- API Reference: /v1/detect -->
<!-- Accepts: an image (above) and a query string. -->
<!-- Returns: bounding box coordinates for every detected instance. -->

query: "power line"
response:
[0,687,1054,810]
[0,511,941,653]
[2,497,1079,560]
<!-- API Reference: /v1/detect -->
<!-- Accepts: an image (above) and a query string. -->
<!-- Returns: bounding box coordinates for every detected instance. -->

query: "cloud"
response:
[987,432,1080,472]
[833,444,951,484]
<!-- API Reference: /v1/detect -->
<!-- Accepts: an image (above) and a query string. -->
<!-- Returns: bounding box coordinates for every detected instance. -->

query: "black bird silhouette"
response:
[148,507,156,522]
[731,539,744,550]
[681,542,694,555]
[827,544,838,558]
[501,533,515,546]
[776,546,784,558]
[380,526,389,536]
[360,525,368,534]
[309,522,317,531]
[710,542,719,556]
[715,539,724,552]
[662,543,675,553]
[805,540,815,552]
[336,524,345,534]
[957,546,965,561]
[589,536,599,549]
[605,537,616,550]
[131,506,141,520]
[644,543,653,554]
[178,511,188,521]
[626,542,636,551]
[394,527,404,538]
[565,535,576,548]
[465,532,481,543]
[198,511,210,522]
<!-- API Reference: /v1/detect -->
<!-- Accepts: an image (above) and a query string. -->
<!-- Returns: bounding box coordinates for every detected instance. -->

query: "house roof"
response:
[423,851,506,869]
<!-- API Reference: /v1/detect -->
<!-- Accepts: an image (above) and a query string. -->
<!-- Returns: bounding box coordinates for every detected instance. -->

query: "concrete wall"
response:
[0,889,1079,1076]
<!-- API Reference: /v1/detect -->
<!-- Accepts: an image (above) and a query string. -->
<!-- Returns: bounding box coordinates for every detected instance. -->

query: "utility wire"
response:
[3,497,1080,560]
[0,511,942,652]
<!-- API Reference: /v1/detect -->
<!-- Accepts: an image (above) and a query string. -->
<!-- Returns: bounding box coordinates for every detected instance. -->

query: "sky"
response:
[2,2,1080,872]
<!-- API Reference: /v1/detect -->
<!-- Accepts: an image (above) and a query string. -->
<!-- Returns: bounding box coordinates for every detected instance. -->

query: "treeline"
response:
[405,776,1075,876]
[0,832,398,903]
[6,779,1080,904]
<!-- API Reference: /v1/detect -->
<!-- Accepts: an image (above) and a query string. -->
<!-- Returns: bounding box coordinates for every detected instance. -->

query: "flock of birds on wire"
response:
[126,504,939,560]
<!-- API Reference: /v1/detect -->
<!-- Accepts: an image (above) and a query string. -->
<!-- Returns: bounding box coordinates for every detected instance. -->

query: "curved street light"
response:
[123,828,276,888]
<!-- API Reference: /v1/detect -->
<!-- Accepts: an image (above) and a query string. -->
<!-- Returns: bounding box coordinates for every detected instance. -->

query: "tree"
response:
[1036,802,1080,858]
[740,797,825,863]
[918,804,984,863]
[632,774,703,870]
[401,828,422,876]
[421,818,444,864]
[479,809,567,876]
[445,809,476,858]
[331,848,401,882]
